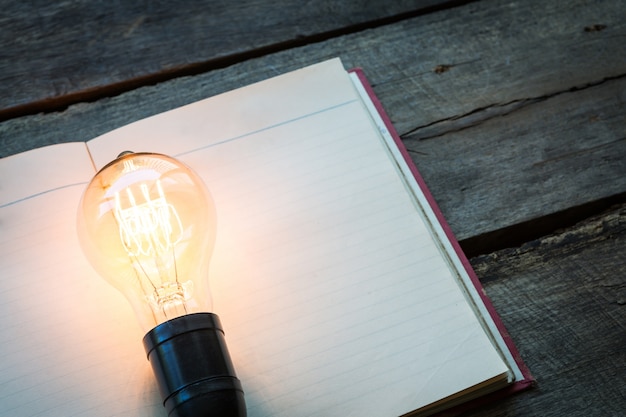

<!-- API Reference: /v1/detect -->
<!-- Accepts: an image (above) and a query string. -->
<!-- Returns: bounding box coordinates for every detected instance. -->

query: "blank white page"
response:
[87,59,510,416]
[0,144,163,416]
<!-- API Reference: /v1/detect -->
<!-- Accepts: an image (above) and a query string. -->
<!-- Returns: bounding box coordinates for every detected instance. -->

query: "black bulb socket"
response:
[143,313,246,417]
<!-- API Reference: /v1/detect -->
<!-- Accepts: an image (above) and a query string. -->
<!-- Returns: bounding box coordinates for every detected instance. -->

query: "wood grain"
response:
[406,76,626,244]
[466,203,626,416]
[0,0,456,119]
[1,0,624,247]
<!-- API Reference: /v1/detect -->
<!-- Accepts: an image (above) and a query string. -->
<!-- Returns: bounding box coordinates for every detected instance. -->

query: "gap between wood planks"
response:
[460,192,626,258]
[0,0,476,123]
[470,200,626,285]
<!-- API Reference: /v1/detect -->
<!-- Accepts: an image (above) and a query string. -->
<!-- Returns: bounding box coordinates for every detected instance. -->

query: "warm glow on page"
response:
[85,59,508,416]
[0,59,510,417]
[0,146,162,416]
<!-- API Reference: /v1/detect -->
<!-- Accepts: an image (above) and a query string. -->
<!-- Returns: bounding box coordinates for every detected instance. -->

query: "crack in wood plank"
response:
[402,72,626,141]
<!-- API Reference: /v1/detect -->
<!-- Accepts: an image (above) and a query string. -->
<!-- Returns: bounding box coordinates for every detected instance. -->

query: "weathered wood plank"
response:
[465,203,626,416]
[0,0,454,118]
[406,76,626,248]
[1,0,625,245]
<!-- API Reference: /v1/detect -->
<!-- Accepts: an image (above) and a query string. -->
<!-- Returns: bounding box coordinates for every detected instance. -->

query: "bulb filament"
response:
[113,179,191,319]
[115,180,183,257]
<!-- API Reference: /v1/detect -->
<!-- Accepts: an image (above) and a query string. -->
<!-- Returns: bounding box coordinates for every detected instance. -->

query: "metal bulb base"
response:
[143,313,246,417]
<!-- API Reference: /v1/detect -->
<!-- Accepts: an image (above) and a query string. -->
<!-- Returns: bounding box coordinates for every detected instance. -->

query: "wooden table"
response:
[1,1,624,415]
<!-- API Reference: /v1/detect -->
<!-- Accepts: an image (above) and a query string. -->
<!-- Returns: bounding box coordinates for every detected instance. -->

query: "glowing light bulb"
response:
[77,152,246,417]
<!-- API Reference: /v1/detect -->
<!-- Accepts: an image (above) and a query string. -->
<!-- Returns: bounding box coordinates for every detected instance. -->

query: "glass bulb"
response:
[77,152,217,332]
[77,151,246,417]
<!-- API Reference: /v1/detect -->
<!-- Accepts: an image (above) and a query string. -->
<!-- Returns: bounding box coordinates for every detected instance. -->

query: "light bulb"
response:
[77,152,246,417]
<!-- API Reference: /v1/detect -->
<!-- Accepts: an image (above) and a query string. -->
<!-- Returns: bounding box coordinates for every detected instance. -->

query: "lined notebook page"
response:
[0,144,162,416]
[86,59,510,416]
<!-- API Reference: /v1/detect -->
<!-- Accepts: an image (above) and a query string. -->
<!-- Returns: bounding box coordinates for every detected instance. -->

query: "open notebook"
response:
[0,58,531,416]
